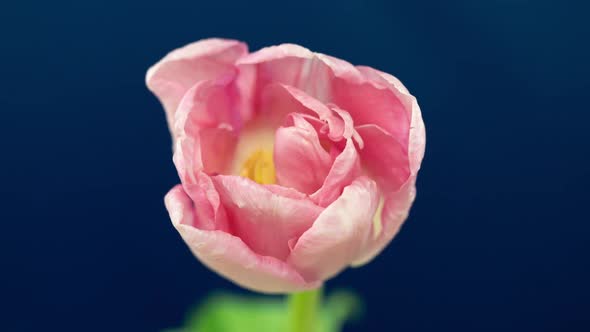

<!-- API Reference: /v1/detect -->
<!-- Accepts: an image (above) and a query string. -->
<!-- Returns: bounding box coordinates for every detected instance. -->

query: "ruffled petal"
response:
[310,139,361,207]
[165,185,320,293]
[146,38,247,136]
[261,84,362,206]
[234,45,416,152]
[274,84,352,143]
[210,175,323,261]
[287,177,379,280]
[274,114,333,194]
[261,83,363,206]
[329,68,410,147]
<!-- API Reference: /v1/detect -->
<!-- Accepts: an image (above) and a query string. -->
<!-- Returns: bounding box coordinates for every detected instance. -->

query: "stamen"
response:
[240,149,276,184]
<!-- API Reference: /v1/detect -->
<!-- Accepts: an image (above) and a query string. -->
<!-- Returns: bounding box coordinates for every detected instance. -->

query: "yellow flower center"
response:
[240,149,276,184]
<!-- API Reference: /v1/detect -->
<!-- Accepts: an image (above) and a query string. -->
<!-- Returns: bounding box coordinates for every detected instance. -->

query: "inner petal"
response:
[274,114,334,194]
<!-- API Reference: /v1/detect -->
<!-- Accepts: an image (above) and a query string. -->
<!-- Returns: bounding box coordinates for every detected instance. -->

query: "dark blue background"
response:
[2,1,589,331]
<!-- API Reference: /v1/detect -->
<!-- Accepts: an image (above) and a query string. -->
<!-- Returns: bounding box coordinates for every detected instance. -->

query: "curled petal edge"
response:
[165,185,322,294]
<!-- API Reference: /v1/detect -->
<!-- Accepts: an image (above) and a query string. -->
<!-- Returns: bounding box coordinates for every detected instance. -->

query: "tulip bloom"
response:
[147,39,425,293]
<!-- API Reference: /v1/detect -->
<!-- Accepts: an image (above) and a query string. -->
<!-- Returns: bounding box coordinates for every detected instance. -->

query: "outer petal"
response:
[351,177,417,266]
[355,65,422,153]
[274,114,333,194]
[181,171,230,232]
[236,44,333,110]
[173,80,241,176]
[287,177,379,281]
[165,185,320,293]
[407,95,426,175]
[356,66,409,94]
[351,92,426,266]
[174,80,242,138]
[146,38,247,136]
[325,61,410,145]
[173,128,237,183]
[211,175,324,261]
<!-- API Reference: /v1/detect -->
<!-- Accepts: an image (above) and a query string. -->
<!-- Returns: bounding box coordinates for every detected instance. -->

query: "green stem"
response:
[287,288,322,332]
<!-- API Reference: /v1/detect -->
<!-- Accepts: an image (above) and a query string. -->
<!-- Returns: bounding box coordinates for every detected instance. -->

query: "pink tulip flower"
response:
[146,39,425,293]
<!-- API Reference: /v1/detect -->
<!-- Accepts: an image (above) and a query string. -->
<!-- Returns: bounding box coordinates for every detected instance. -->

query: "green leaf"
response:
[166,290,362,332]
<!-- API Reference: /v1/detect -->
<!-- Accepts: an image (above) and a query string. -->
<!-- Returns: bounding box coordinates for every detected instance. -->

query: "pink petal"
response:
[181,172,230,232]
[355,65,425,168]
[174,80,242,138]
[173,128,237,181]
[355,124,410,192]
[146,38,247,137]
[172,80,241,176]
[274,114,333,194]
[237,44,333,107]
[259,83,337,138]
[329,105,364,149]
[165,185,320,293]
[310,139,361,207]
[301,55,413,148]
[351,177,417,266]
[264,184,309,200]
[210,175,324,261]
[356,66,410,94]
[262,84,362,206]
[276,84,348,142]
[351,88,425,265]
[330,72,410,148]
[237,44,314,65]
[287,177,379,281]
[234,45,416,153]
[407,95,426,175]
